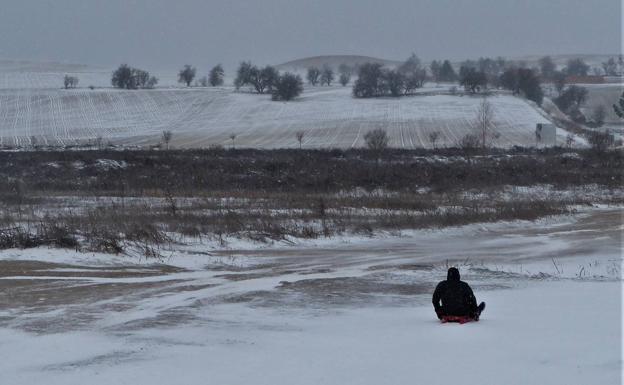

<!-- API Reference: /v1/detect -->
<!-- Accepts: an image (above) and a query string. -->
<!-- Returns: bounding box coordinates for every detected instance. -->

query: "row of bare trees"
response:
[234,62,303,101]
[178,64,225,87]
[305,64,354,87]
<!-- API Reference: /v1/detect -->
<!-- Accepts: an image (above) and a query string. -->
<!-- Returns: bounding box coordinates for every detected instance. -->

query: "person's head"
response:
[447,267,460,281]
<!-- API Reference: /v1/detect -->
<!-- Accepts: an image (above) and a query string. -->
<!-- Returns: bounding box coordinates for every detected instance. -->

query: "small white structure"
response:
[535,123,556,146]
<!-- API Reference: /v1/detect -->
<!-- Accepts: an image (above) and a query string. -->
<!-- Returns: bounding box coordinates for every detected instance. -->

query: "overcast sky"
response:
[0,0,620,69]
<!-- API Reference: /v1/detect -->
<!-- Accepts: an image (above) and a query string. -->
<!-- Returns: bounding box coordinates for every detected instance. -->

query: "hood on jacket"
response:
[447,267,460,281]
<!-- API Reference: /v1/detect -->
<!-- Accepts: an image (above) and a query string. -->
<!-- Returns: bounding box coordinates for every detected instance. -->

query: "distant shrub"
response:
[178,65,197,87]
[588,130,615,152]
[63,75,79,89]
[459,67,487,94]
[353,63,385,98]
[235,62,279,94]
[112,64,157,90]
[459,133,481,149]
[209,64,225,87]
[499,68,544,105]
[338,64,352,86]
[364,128,389,152]
[353,55,426,98]
[272,73,304,101]
[307,67,321,86]
[554,85,588,113]
[320,65,334,86]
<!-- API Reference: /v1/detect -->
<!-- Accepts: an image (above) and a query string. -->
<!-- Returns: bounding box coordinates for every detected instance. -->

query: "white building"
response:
[535,123,557,146]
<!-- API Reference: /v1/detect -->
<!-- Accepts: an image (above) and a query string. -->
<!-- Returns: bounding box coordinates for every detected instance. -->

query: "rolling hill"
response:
[0,85,559,149]
[276,55,402,71]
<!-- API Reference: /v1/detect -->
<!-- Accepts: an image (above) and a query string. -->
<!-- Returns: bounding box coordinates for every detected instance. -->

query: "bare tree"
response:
[307,67,321,86]
[364,128,389,152]
[63,75,79,89]
[296,130,305,149]
[235,63,278,94]
[399,54,427,93]
[112,64,155,89]
[338,64,352,86]
[162,130,173,150]
[553,71,566,96]
[428,131,440,149]
[565,58,590,77]
[353,63,384,98]
[459,133,481,150]
[320,65,334,86]
[209,64,225,86]
[474,97,498,149]
[178,65,197,87]
[229,133,237,149]
[339,73,351,86]
[565,133,575,148]
[538,56,557,80]
[460,67,487,94]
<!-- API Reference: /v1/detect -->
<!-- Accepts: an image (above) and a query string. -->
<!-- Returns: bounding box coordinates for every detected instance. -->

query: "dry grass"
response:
[0,147,621,255]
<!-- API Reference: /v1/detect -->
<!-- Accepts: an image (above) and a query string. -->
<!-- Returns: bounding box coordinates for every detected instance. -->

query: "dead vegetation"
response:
[0,147,621,256]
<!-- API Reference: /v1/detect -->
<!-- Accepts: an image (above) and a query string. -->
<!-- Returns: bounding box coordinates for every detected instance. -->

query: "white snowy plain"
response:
[0,208,621,385]
[0,85,560,149]
[2,281,620,385]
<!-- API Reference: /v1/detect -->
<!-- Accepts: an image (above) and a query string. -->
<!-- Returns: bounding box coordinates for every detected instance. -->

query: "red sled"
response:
[440,315,476,324]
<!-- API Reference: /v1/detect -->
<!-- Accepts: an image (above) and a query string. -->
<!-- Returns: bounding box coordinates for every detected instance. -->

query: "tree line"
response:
[59,55,621,118]
[233,62,304,101]
[349,55,616,109]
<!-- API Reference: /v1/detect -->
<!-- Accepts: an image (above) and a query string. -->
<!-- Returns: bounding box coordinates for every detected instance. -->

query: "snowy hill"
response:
[0,86,558,148]
[276,55,402,71]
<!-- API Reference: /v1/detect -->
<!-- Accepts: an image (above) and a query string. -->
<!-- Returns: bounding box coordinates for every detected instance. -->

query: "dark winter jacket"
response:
[432,267,478,317]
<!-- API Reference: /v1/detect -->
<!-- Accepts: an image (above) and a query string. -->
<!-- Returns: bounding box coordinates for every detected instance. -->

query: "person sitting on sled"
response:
[432,267,485,322]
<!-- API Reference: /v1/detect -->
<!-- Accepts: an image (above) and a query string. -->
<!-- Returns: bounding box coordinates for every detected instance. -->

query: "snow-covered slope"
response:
[0,86,556,148]
[0,208,621,385]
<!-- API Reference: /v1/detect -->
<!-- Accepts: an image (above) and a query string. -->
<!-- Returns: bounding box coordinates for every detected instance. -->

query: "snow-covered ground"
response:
[0,61,179,90]
[0,86,558,148]
[0,207,621,384]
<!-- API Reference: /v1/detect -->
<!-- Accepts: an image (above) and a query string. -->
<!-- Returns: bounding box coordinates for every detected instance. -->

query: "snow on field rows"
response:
[0,86,556,148]
[0,66,180,90]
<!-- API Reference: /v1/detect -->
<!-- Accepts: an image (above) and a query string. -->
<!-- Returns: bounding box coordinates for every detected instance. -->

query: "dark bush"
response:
[272,73,304,101]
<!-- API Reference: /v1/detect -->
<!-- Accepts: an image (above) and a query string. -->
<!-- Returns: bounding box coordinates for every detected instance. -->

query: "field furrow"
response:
[0,86,565,149]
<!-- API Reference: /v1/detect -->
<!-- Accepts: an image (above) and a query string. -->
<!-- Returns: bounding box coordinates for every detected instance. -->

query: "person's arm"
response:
[464,283,477,309]
[432,282,444,318]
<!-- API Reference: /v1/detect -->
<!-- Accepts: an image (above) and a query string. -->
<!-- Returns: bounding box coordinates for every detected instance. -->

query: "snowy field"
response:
[0,86,557,148]
[0,61,179,89]
[0,61,565,149]
[0,207,621,385]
